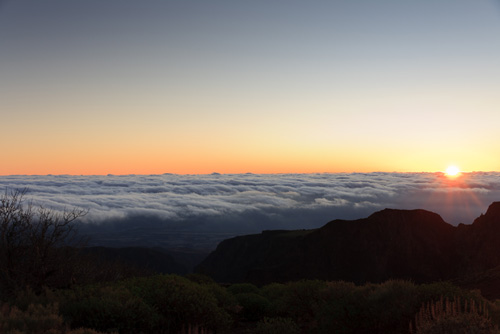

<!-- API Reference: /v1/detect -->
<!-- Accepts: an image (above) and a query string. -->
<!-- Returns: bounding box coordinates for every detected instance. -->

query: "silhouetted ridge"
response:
[485,201,500,217]
[455,201,500,273]
[367,208,447,224]
[195,202,500,298]
[197,207,458,285]
[471,202,500,228]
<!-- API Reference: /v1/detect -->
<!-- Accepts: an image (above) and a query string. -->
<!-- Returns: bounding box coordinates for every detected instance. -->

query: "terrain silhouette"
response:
[197,202,500,295]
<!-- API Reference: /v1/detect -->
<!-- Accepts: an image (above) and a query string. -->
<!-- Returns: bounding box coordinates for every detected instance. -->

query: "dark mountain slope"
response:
[197,208,459,285]
[456,202,500,273]
[196,229,316,283]
[295,209,457,284]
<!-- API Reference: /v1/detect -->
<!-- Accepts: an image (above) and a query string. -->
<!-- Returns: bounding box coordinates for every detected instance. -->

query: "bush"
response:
[313,280,496,334]
[418,281,482,302]
[0,303,64,334]
[185,273,216,285]
[0,302,110,334]
[260,283,289,317]
[410,297,499,334]
[314,281,365,334]
[233,293,270,322]
[60,284,157,334]
[252,317,300,334]
[204,282,239,315]
[67,329,110,334]
[227,283,260,295]
[276,280,328,328]
[124,275,231,333]
[364,280,420,333]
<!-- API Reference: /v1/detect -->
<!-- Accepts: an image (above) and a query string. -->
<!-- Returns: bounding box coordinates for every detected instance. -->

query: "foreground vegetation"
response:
[1,276,499,334]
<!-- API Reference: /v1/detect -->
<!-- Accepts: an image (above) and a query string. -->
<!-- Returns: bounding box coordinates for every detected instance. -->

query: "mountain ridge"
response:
[196,203,500,291]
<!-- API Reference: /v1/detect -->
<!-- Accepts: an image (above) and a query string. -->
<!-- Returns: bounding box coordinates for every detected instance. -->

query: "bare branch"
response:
[0,189,88,295]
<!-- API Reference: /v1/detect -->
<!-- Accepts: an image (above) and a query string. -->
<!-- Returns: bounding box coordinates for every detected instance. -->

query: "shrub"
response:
[204,282,239,315]
[313,280,496,334]
[124,275,231,333]
[364,280,420,333]
[314,281,367,334]
[67,329,111,334]
[60,284,158,333]
[278,280,328,325]
[0,302,64,334]
[185,273,216,285]
[233,293,270,321]
[0,302,110,334]
[252,317,300,334]
[260,283,288,317]
[418,281,481,302]
[227,283,260,295]
[7,287,61,311]
[410,297,499,334]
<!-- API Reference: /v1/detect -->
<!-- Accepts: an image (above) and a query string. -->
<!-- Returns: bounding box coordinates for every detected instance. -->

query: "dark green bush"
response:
[0,302,64,334]
[233,293,271,321]
[185,273,216,284]
[364,280,420,333]
[312,280,497,334]
[252,317,300,334]
[314,281,365,334]
[60,284,157,333]
[124,275,231,333]
[3,272,497,334]
[227,283,260,295]
[260,283,288,317]
[0,302,111,334]
[275,279,328,329]
[204,282,239,315]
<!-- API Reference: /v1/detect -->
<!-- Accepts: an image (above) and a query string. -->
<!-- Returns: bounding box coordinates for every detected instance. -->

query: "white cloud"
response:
[1,172,500,232]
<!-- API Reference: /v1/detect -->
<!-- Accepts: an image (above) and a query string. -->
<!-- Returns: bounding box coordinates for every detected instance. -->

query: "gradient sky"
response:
[1,0,499,175]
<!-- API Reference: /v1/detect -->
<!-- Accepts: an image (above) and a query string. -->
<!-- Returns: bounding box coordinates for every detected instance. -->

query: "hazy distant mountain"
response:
[196,202,500,288]
[82,246,186,275]
[83,246,211,275]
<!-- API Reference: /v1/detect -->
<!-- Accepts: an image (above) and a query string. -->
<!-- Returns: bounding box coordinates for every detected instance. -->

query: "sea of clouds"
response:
[1,173,500,248]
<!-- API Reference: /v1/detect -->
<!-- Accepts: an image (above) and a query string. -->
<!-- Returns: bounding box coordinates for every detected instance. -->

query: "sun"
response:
[445,165,460,177]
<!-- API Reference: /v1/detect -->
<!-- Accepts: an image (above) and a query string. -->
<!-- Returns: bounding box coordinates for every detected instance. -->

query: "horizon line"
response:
[1,170,498,177]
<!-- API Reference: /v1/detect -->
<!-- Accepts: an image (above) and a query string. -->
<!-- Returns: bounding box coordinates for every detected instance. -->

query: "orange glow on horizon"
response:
[1,141,497,176]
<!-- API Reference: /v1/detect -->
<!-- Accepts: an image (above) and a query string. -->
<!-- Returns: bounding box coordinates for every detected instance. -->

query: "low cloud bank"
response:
[1,173,499,247]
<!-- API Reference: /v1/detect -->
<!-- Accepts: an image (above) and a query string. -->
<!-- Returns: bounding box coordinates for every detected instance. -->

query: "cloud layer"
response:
[1,173,500,248]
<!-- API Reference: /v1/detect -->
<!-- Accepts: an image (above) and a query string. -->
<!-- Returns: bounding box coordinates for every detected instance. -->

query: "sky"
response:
[1,172,500,248]
[1,0,500,175]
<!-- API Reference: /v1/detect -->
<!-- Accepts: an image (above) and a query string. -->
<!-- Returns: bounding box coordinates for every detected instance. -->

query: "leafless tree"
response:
[0,189,87,295]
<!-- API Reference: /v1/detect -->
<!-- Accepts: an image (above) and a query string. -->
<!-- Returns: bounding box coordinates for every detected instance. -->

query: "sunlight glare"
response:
[445,165,460,177]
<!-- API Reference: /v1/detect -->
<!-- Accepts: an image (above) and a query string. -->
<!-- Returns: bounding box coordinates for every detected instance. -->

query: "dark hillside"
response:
[296,209,457,283]
[197,204,500,288]
[455,202,500,273]
[197,208,458,284]
[196,229,315,283]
